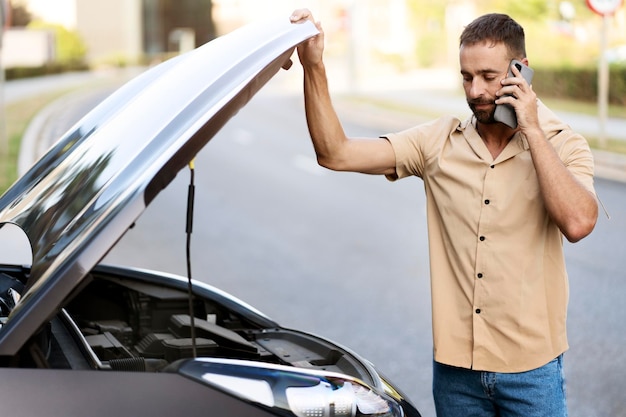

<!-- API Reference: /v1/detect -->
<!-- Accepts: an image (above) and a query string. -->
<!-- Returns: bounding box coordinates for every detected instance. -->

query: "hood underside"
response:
[0,18,318,355]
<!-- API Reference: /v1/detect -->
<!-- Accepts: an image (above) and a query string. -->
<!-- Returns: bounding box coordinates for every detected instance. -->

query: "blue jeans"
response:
[432,356,567,417]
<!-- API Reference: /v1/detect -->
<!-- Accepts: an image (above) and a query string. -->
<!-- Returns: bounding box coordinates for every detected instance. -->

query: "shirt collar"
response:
[459,116,529,164]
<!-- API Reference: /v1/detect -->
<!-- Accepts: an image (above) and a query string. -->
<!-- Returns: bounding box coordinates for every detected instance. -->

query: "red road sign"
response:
[586,0,623,15]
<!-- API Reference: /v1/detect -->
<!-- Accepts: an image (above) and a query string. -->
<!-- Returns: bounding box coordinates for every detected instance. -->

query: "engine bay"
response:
[0,266,374,385]
[64,274,265,370]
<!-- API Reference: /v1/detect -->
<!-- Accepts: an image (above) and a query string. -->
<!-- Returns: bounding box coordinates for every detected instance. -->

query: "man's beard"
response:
[467,98,497,124]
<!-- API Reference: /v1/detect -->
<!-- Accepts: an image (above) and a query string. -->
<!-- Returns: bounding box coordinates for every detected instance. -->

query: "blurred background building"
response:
[4,0,218,67]
[3,0,419,69]
[76,0,216,64]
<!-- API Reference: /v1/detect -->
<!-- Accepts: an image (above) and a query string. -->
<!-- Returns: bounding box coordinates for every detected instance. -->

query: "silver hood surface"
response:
[0,18,318,355]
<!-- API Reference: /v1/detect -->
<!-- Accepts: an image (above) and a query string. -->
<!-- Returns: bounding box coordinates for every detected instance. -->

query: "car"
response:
[0,16,422,417]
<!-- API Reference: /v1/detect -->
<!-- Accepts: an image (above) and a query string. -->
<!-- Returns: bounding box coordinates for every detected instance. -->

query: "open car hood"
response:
[0,18,318,355]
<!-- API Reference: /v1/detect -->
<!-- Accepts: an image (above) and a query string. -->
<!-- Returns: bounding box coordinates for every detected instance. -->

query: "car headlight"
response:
[171,358,406,417]
[286,378,402,417]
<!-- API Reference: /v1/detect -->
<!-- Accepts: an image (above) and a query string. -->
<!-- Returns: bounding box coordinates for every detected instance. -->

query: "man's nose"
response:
[469,78,487,98]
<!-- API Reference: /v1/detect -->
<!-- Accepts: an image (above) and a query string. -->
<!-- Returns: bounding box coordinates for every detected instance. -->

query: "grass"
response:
[542,97,626,120]
[0,72,135,194]
[0,89,77,193]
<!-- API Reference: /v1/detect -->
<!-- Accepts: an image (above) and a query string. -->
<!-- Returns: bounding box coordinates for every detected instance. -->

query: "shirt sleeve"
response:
[381,116,462,182]
[555,130,596,196]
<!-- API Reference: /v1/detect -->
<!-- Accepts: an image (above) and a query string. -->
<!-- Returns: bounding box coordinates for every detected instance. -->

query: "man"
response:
[290,9,598,417]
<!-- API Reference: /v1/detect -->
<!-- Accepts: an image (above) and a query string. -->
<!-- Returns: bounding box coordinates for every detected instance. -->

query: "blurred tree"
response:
[405,0,447,66]
[403,0,607,69]
[28,21,87,66]
[478,0,550,20]
[9,0,33,27]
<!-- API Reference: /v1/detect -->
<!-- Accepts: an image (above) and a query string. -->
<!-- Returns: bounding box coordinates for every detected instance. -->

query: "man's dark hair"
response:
[459,13,526,59]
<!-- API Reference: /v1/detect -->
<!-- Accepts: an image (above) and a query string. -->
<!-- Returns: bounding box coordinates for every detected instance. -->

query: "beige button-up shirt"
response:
[384,101,595,373]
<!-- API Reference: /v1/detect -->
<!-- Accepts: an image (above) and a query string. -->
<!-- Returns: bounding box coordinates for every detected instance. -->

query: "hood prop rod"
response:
[186,158,197,358]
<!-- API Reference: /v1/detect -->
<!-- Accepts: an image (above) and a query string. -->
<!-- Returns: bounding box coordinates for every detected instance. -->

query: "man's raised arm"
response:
[290,9,396,176]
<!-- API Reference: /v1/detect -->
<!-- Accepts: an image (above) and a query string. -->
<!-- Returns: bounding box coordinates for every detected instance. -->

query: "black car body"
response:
[0,17,421,417]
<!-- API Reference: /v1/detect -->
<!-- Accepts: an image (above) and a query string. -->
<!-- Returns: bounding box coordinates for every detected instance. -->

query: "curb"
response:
[592,150,626,183]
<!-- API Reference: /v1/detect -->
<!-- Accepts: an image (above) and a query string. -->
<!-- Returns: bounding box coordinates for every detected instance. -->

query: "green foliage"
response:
[27,21,87,66]
[402,0,620,69]
[470,0,596,21]
[523,21,599,68]
[533,66,626,107]
[0,89,75,192]
[5,62,89,81]
[405,0,448,66]
[406,0,447,19]
[479,0,550,20]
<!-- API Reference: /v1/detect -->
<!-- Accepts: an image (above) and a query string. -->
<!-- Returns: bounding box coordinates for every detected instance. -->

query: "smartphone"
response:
[493,59,534,128]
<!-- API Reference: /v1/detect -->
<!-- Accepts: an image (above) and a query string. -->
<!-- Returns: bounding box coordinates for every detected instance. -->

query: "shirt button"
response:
[479,236,485,241]
[490,165,495,169]
[484,199,490,205]
[477,273,483,279]
[475,309,481,314]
